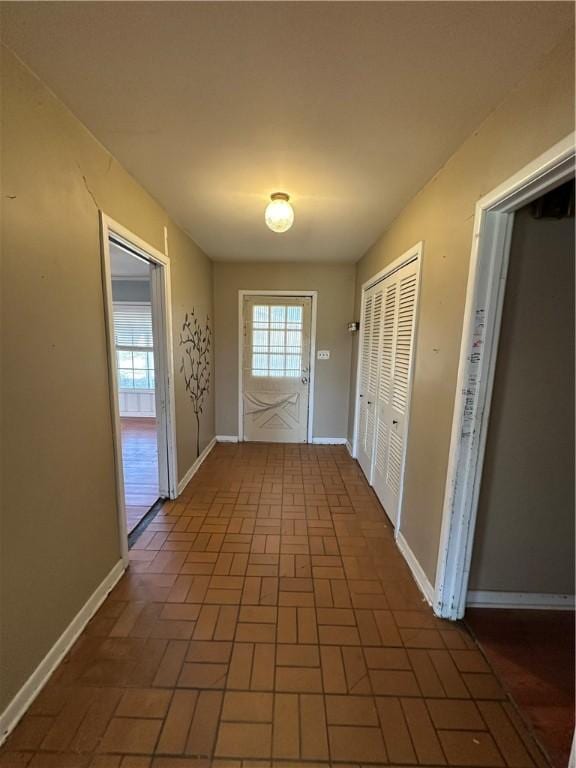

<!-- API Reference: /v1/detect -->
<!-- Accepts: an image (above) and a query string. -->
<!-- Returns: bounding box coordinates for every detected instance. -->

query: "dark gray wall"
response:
[469,203,575,594]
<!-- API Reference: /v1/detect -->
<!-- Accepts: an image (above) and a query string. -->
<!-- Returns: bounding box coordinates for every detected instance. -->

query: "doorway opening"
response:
[464,179,575,767]
[110,246,159,534]
[434,135,575,621]
[100,215,177,558]
[433,135,575,768]
[239,291,317,443]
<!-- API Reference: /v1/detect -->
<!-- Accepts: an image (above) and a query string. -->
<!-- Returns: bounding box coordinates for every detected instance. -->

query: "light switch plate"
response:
[317,350,330,360]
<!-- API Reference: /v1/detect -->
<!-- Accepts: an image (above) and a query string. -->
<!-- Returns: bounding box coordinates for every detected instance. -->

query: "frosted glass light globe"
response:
[265,193,294,233]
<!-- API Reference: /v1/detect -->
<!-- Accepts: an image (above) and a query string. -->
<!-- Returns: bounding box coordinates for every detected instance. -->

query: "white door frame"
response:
[434,133,575,620]
[352,241,423,538]
[238,290,318,443]
[100,213,178,564]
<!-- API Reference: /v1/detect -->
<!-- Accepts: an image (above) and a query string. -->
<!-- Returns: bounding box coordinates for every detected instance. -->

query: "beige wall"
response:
[169,224,215,474]
[351,33,575,584]
[0,48,214,712]
[469,205,575,594]
[214,262,355,439]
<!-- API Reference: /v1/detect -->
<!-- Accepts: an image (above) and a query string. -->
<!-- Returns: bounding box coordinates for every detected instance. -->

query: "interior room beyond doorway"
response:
[466,180,575,768]
[110,242,160,534]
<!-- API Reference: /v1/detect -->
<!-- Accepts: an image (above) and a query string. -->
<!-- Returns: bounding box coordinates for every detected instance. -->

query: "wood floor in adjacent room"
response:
[466,608,575,768]
[121,417,160,534]
[0,444,553,767]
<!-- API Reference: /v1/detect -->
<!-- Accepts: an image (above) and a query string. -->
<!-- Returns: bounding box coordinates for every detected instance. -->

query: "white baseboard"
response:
[396,532,435,606]
[0,559,126,746]
[467,590,575,610]
[345,440,354,457]
[216,436,348,446]
[177,436,217,494]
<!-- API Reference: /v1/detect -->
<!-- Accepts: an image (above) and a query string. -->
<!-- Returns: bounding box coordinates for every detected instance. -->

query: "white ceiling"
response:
[2,2,573,262]
[110,242,151,278]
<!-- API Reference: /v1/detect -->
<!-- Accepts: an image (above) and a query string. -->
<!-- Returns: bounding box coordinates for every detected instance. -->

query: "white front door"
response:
[242,295,312,443]
[372,259,419,525]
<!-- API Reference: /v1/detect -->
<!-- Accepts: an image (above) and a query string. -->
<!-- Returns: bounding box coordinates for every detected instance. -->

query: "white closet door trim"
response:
[352,242,423,540]
[360,242,424,294]
[238,290,317,443]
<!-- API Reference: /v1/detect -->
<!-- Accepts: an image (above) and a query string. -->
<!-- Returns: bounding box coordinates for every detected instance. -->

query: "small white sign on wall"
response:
[317,350,330,360]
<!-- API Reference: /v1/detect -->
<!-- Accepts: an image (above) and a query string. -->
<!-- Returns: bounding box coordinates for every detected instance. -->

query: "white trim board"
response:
[467,591,575,610]
[0,560,126,747]
[177,436,217,495]
[434,133,576,620]
[237,290,318,444]
[216,436,347,445]
[345,440,353,457]
[396,532,435,607]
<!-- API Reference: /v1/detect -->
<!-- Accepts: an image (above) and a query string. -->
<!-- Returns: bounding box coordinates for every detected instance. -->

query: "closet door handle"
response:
[392,419,398,424]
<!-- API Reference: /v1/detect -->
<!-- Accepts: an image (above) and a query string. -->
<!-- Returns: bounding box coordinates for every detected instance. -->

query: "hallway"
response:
[1,444,547,766]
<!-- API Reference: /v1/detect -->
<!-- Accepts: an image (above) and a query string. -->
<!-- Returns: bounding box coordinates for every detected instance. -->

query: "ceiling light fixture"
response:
[265,192,294,233]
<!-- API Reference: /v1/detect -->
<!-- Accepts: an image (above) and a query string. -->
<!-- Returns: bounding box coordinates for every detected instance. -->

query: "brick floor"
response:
[0,443,549,767]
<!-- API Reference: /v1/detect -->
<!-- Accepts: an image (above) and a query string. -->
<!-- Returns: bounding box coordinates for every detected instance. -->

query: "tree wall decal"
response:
[179,310,212,459]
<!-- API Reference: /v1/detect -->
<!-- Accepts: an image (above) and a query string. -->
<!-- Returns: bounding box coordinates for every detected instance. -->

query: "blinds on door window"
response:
[251,304,303,377]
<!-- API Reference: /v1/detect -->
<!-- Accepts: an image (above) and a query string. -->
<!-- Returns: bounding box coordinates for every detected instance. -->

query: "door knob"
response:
[367,401,372,405]
[302,377,308,384]
[392,419,398,424]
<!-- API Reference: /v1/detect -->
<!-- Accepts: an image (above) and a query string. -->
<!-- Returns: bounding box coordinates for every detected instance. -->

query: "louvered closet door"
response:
[372,259,419,525]
[357,284,383,481]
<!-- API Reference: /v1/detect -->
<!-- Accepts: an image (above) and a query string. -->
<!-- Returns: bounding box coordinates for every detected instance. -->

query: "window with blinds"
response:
[250,304,303,377]
[113,302,155,390]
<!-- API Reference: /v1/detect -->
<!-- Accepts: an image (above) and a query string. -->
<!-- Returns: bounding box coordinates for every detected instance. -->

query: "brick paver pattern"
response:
[0,444,549,768]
